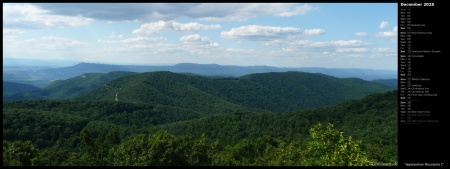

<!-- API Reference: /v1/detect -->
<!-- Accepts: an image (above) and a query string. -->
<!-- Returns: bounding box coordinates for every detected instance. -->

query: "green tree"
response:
[304,123,373,166]
[263,141,305,166]
[3,140,38,166]
[32,146,72,166]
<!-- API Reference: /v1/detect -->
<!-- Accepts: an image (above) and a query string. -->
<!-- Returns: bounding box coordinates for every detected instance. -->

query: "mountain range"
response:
[2,62,399,166]
[76,71,395,113]
[3,62,397,88]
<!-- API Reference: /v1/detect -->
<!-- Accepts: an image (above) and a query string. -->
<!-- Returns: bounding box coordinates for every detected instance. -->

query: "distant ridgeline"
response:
[3,62,397,88]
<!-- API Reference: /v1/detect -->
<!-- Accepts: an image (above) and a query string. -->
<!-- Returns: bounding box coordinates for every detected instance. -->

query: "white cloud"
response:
[109,32,123,39]
[133,20,221,35]
[225,48,255,53]
[40,36,86,48]
[336,48,369,53]
[221,25,325,44]
[32,3,317,22]
[355,32,368,37]
[372,48,396,52]
[3,36,88,60]
[221,25,302,41]
[376,31,396,38]
[123,36,166,43]
[8,36,85,53]
[98,36,167,44]
[276,4,314,17]
[355,25,397,43]
[262,40,283,46]
[376,26,397,38]
[294,40,369,47]
[281,39,371,55]
[128,43,179,51]
[303,29,326,36]
[180,34,219,47]
[3,29,27,34]
[3,4,92,29]
[379,21,389,29]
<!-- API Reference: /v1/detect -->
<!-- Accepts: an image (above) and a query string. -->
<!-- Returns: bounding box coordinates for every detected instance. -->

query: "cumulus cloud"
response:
[3,4,92,29]
[303,29,326,36]
[277,4,314,17]
[379,21,389,29]
[180,34,219,47]
[179,34,222,56]
[221,25,301,40]
[376,26,397,38]
[32,3,316,22]
[133,21,221,35]
[221,25,323,42]
[355,26,397,42]
[179,34,220,56]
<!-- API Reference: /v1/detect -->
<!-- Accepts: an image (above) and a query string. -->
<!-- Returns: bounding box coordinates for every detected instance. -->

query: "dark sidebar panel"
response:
[398,1,446,166]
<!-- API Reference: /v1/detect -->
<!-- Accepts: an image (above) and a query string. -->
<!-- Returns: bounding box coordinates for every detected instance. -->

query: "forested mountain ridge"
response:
[77,71,396,113]
[3,81,41,99]
[3,68,397,166]
[4,71,136,100]
[154,90,397,159]
[3,100,202,150]
[110,90,397,165]
[3,90,397,166]
[75,71,259,115]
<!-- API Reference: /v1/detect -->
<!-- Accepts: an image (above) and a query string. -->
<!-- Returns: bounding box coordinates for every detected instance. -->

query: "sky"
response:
[3,3,397,70]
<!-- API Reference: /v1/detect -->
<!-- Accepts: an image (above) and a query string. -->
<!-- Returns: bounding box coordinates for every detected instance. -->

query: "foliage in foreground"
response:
[3,123,388,166]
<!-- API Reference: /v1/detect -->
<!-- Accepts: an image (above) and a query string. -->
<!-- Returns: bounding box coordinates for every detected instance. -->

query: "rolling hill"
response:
[3,81,41,99]
[77,71,396,113]
[4,71,136,100]
[153,90,398,163]
[372,79,398,87]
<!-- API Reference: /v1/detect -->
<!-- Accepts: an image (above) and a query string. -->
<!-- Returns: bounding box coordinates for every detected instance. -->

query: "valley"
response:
[3,69,397,166]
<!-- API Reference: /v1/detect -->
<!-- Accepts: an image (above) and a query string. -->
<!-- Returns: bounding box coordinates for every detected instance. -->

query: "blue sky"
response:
[3,3,397,70]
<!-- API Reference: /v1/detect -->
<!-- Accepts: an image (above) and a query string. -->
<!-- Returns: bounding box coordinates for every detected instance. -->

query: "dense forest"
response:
[4,71,136,100]
[3,81,41,99]
[77,71,395,113]
[3,91,397,166]
[3,71,397,166]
